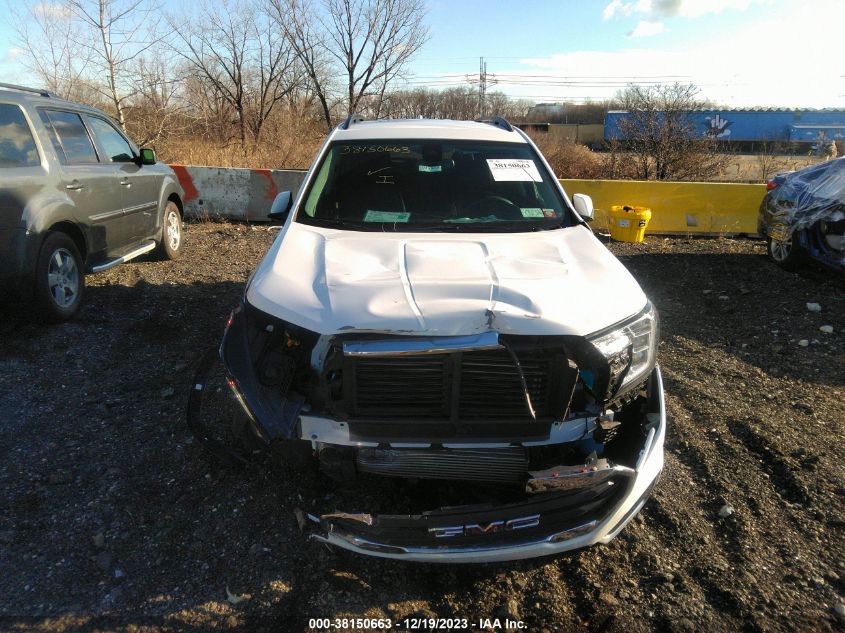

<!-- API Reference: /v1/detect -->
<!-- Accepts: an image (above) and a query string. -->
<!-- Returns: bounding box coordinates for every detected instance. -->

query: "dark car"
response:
[0,83,185,321]
[758,157,845,272]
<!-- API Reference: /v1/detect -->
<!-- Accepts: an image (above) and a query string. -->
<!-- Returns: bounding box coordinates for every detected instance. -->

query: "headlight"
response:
[588,302,659,399]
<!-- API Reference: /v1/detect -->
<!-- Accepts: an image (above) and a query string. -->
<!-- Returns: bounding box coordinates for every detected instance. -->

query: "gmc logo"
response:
[429,514,540,538]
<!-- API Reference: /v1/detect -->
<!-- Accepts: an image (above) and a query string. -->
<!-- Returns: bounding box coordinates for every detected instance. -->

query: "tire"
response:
[766,230,804,271]
[155,201,183,260]
[35,231,85,322]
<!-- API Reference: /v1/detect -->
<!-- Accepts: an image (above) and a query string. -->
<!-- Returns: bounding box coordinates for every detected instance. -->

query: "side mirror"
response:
[139,147,156,166]
[268,191,292,221]
[572,193,594,221]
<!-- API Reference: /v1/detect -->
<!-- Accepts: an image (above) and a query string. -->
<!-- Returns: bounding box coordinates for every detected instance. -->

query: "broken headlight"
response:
[588,302,659,400]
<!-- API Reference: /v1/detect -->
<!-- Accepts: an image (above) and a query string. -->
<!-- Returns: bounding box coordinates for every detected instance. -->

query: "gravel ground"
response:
[1,223,843,633]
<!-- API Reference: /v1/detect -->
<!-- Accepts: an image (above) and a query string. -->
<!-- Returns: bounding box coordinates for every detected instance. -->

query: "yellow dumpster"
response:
[608,206,652,242]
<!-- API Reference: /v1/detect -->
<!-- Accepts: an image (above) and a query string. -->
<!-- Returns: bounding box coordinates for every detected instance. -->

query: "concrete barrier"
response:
[169,165,307,222]
[168,165,765,235]
[560,179,766,235]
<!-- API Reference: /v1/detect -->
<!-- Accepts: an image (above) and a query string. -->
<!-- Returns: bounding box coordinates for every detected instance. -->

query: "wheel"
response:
[766,229,804,271]
[155,201,183,260]
[35,231,85,321]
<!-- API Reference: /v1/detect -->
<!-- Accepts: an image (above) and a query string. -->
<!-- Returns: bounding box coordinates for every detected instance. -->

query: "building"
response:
[516,122,604,146]
[526,103,566,120]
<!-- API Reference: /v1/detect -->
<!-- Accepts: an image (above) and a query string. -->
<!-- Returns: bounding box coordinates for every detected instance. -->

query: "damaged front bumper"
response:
[305,367,665,563]
[219,301,666,563]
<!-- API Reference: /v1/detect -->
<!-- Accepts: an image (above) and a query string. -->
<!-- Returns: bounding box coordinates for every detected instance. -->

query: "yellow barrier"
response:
[560,179,766,235]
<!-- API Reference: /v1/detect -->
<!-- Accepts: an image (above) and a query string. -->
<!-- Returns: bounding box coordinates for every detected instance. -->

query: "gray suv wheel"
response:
[35,231,85,321]
[156,201,183,260]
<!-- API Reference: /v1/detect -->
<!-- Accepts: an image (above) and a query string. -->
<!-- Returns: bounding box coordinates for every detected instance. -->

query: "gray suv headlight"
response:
[588,302,659,399]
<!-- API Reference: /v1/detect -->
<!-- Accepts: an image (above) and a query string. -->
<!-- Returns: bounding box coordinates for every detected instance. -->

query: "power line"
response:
[491,74,693,80]
[408,73,693,82]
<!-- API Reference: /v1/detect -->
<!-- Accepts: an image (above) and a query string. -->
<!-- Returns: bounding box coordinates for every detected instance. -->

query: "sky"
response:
[405,0,845,107]
[1,0,844,108]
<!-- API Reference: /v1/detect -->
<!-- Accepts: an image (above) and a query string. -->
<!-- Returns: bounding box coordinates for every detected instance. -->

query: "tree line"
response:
[12,2,737,181]
[13,0,535,152]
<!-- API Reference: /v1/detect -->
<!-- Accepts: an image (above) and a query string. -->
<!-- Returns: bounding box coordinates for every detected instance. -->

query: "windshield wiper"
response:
[299,217,384,231]
[458,221,551,232]
[298,217,562,233]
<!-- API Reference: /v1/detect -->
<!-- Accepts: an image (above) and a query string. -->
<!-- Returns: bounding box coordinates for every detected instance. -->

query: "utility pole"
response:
[479,57,487,117]
[469,56,496,118]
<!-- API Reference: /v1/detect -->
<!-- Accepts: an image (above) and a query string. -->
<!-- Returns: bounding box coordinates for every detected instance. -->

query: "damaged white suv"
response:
[217,116,666,562]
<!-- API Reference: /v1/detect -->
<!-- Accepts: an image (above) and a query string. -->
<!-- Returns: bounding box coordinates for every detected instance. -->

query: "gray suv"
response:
[0,83,184,320]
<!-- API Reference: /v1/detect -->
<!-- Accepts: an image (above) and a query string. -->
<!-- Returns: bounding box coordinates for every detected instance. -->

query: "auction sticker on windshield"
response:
[487,159,542,182]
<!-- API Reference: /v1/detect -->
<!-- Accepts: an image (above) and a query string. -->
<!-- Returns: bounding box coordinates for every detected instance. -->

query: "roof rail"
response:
[340,113,365,130]
[0,82,58,98]
[475,116,514,132]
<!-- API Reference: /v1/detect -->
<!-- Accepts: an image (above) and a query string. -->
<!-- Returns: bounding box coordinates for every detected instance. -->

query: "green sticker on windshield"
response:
[419,164,442,173]
[520,208,545,218]
[364,210,410,222]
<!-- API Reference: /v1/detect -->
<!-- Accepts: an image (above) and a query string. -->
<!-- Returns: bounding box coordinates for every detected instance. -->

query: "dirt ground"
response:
[1,223,843,633]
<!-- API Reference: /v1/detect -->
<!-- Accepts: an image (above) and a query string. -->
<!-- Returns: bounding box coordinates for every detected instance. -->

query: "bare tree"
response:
[271,0,337,129]
[271,0,429,130]
[172,0,300,146]
[12,0,91,101]
[755,141,789,181]
[180,70,238,145]
[126,55,184,145]
[613,83,728,181]
[379,87,529,121]
[67,0,169,130]
[243,10,303,144]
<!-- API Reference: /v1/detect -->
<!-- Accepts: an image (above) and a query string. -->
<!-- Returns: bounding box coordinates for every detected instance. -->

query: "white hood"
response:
[247,222,647,337]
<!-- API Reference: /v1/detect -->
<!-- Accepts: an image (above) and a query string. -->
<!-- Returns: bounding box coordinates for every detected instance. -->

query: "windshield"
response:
[296,139,572,232]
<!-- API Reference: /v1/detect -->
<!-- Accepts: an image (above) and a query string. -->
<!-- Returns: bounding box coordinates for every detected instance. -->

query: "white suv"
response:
[216,115,665,563]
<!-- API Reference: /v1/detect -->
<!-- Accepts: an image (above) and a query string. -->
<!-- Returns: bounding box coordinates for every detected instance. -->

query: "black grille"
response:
[352,355,449,418]
[346,346,575,422]
[459,350,549,419]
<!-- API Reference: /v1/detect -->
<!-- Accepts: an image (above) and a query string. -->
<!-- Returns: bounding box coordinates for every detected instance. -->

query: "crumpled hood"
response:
[247,222,647,337]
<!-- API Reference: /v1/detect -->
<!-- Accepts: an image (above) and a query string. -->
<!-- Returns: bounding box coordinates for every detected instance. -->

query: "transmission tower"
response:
[468,57,497,117]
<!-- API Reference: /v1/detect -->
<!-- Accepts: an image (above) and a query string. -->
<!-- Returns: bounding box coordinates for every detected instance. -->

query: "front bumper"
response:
[306,366,666,563]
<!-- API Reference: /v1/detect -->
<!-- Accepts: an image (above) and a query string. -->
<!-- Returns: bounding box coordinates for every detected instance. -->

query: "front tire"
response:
[156,201,183,260]
[35,231,85,322]
[767,230,804,271]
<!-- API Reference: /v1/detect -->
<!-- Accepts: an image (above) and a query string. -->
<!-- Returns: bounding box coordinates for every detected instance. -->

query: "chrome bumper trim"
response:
[311,518,603,557]
[342,331,502,357]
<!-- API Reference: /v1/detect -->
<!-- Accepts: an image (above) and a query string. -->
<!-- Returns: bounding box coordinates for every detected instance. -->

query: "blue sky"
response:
[405,0,845,107]
[2,0,844,107]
